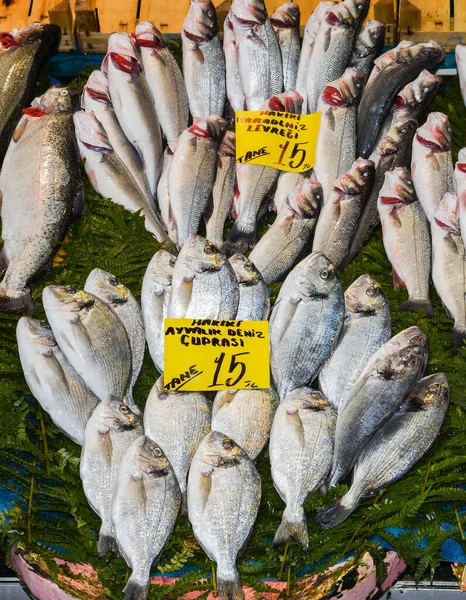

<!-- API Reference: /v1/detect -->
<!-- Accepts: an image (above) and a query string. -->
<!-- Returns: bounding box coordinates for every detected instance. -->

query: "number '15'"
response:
[209,352,249,388]
[274,141,309,169]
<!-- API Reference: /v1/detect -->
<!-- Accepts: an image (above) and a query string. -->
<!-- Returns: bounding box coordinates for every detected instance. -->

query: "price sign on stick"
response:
[163,319,270,392]
[235,110,321,173]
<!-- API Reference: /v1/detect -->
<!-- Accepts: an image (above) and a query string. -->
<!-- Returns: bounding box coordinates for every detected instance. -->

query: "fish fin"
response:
[217,567,244,600]
[274,506,309,549]
[213,390,236,416]
[123,578,149,600]
[12,117,28,143]
[199,467,213,511]
[204,193,214,225]
[98,533,118,557]
[72,183,85,220]
[322,27,331,52]
[315,493,359,530]
[224,222,257,256]
[191,44,204,63]
[399,298,432,317]
[325,107,336,132]
[286,408,305,448]
[0,286,34,314]
[0,246,8,273]
[389,207,402,227]
[451,327,466,348]
[392,268,405,289]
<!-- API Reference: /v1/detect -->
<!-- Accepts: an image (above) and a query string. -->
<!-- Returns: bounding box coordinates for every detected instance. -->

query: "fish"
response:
[17,317,99,445]
[270,388,336,548]
[157,138,179,245]
[456,45,466,108]
[271,2,301,91]
[224,13,245,114]
[365,41,416,88]
[391,69,442,121]
[168,116,227,248]
[348,20,386,81]
[411,112,454,222]
[80,397,143,556]
[327,326,428,488]
[249,178,322,284]
[273,171,307,213]
[269,252,345,400]
[42,285,133,406]
[313,158,375,269]
[168,235,239,320]
[378,167,432,316]
[84,268,145,390]
[103,32,163,199]
[455,148,466,244]
[431,192,466,347]
[113,436,181,600]
[228,253,270,320]
[141,249,176,373]
[317,374,449,529]
[82,70,152,201]
[135,21,189,142]
[0,86,83,312]
[357,41,444,158]
[182,0,226,118]
[144,376,211,510]
[205,131,236,250]
[231,0,283,110]
[319,275,392,411]
[212,387,279,461]
[313,68,366,205]
[305,0,369,114]
[0,23,61,162]
[187,431,261,600]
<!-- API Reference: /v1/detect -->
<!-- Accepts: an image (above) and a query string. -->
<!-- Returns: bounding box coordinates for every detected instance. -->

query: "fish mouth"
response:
[85,86,111,105]
[108,52,142,76]
[0,33,18,50]
[326,11,342,25]
[457,163,466,173]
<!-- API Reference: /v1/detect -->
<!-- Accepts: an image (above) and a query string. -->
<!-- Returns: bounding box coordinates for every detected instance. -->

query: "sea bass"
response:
[349,20,386,81]
[456,45,466,108]
[224,13,245,114]
[229,253,270,320]
[455,148,466,244]
[157,138,179,245]
[273,171,307,213]
[271,2,301,91]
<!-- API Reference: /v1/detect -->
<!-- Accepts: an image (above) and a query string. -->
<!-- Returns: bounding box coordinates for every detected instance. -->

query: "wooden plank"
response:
[413,0,450,32]
[399,29,466,50]
[77,30,108,52]
[139,0,190,34]
[94,0,137,33]
[0,0,30,32]
[29,0,57,25]
[455,0,466,31]
[74,0,99,33]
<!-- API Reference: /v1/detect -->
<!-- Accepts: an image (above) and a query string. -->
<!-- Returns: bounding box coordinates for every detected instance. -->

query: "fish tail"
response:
[398,298,433,317]
[273,505,309,550]
[315,491,359,530]
[98,533,118,557]
[0,285,34,314]
[223,222,257,257]
[123,576,150,600]
[217,565,244,600]
[451,327,466,349]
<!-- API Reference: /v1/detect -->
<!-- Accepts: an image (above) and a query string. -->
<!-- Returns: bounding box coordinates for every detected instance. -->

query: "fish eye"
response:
[109,277,119,287]
[362,170,370,178]
[204,244,215,255]
[409,335,422,344]
[153,447,163,457]
[169,257,176,267]
[65,286,77,294]
[447,126,452,135]
[428,383,440,393]
[222,438,234,450]
[244,261,253,271]
[320,268,332,280]
[423,87,429,94]
[119,405,129,414]
[366,286,376,296]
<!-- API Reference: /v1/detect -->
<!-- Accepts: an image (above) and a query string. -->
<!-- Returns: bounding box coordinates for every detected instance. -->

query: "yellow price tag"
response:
[163,319,270,392]
[235,110,321,173]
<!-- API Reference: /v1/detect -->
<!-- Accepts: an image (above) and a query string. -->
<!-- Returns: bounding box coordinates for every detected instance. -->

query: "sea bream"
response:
[224,13,245,114]
[229,253,270,320]
[456,45,466,108]
[271,2,301,91]
[349,20,386,81]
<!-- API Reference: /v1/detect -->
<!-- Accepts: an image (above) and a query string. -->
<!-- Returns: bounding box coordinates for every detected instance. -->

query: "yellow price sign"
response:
[235,110,321,173]
[163,318,270,392]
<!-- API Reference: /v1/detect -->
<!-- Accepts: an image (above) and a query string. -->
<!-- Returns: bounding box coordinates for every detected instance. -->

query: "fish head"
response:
[135,20,166,50]
[285,387,333,412]
[379,112,418,156]
[378,327,428,379]
[285,178,322,218]
[146,249,176,294]
[16,317,57,361]
[394,70,442,111]
[415,40,445,64]
[230,0,267,27]
[345,275,388,315]
[100,396,142,431]
[416,112,451,152]
[260,90,303,114]
[188,116,228,144]
[335,158,374,196]
[74,111,113,155]
[36,85,80,114]
[181,235,226,272]
[327,0,370,28]
[434,192,459,234]
[183,0,218,42]
[85,268,130,306]
[42,285,96,319]
[229,253,262,286]
[270,3,300,28]
[200,431,245,467]
[404,373,449,413]
[322,68,365,107]
[17,22,61,52]
[103,33,142,77]
[365,19,385,46]
[219,131,236,157]
[0,32,20,52]
[134,436,172,477]
[295,252,340,299]
[82,70,111,107]
[379,167,415,207]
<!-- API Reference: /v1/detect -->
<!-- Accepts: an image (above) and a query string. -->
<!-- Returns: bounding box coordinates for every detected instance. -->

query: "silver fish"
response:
[378,167,432,316]
[188,431,261,600]
[224,12,245,114]
[226,254,268,320]
[17,317,98,445]
[273,171,306,213]
[386,69,442,124]
[456,45,466,108]
[81,397,142,556]
[250,178,322,284]
[270,388,336,548]
[319,275,392,411]
[271,2,301,91]
[348,20,386,80]
[455,148,466,244]
[157,137,179,246]
[270,252,345,400]
[317,374,449,528]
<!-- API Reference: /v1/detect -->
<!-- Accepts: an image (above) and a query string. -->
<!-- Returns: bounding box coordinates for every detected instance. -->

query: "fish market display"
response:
[378,167,432,316]
[457,44,466,108]
[271,2,301,91]
[319,275,392,411]
[250,178,322,284]
[229,254,270,320]
[317,374,449,528]
[81,397,142,556]
[0,86,82,312]
[456,149,466,243]
[270,252,345,400]
[224,13,245,114]
[188,431,261,600]
[17,317,98,445]
[212,387,279,461]
[349,20,386,80]
[270,388,336,548]
[135,21,189,142]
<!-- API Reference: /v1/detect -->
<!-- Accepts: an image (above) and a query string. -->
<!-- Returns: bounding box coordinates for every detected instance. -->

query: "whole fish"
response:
[188,431,261,600]
[328,326,428,488]
[82,69,152,201]
[43,285,132,405]
[224,13,246,113]
[113,436,180,600]
[168,235,239,320]
[319,275,392,411]
[314,68,366,205]
[205,131,236,250]
[273,171,306,213]
[411,112,454,222]
[81,397,142,556]
[73,111,169,243]
[305,0,369,114]
[270,252,345,400]
[271,2,301,91]
[17,317,98,445]
[0,86,82,312]
[431,192,466,347]
[103,33,163,198]
[169,117,227,248]
[270,389,336,548]
[313,158,374,269]
[250,179,322,284]
[212,387,279,461]
[455,148,466,244]
[157,138,179,245]
[182,0,226,118]
[357,41,444,158]
[0,23,61,162]
[229,253,270,319]
[456,45,466,108]
[317,374,449,528]
[231,0,283,110]
[85,268,145,389]
[141,249,176,373]
[144,376,211,508]
[135,21,189,142]
[349,20,386,80]
[378,167,432,316]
